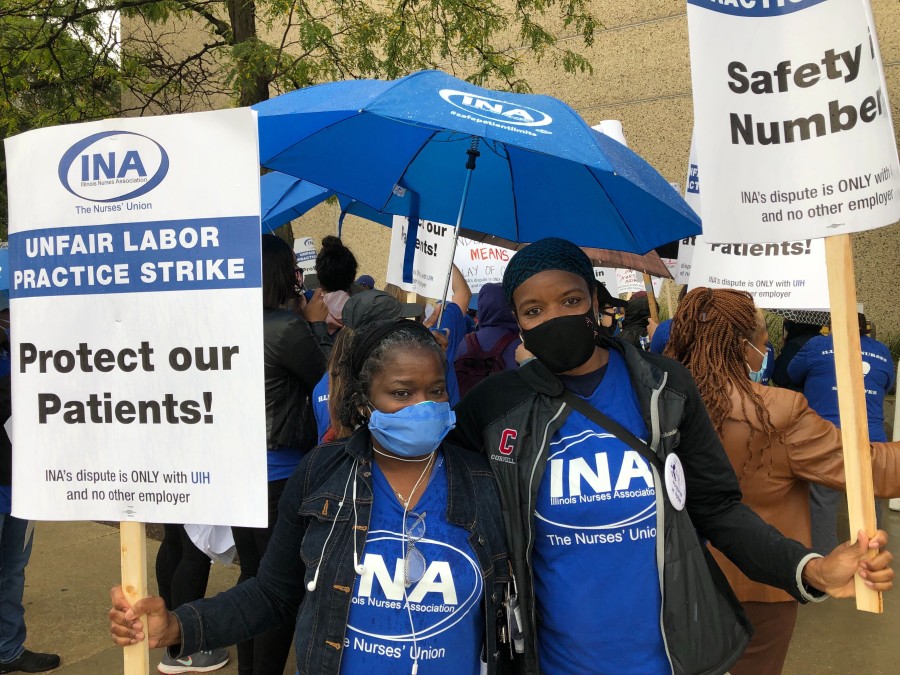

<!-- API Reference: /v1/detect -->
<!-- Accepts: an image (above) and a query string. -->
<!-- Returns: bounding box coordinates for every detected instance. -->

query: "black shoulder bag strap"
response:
[559,389,662,471]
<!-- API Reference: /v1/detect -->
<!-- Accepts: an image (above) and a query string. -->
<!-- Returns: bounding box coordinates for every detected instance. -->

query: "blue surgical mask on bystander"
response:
[368,400,456,458]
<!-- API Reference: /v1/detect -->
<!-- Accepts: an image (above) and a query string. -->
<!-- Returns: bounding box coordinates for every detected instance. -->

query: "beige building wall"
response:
[125,1,900,334]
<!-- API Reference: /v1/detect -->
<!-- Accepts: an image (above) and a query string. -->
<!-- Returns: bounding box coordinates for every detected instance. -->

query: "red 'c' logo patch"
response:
[499,429,517,455]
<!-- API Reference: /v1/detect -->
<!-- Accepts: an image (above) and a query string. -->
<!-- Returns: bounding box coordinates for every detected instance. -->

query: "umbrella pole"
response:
[436,141,480,327]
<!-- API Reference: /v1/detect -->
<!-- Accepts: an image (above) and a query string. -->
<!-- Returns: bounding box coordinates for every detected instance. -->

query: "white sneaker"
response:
[158,649,229,674]
[889,498,900,512]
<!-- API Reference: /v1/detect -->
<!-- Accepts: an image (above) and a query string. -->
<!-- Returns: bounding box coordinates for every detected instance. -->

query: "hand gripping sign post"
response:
[688,0,900,612]
[4,108,267,669]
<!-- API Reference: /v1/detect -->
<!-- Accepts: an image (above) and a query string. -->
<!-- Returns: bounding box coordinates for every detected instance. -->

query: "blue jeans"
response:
[0,514,32,663]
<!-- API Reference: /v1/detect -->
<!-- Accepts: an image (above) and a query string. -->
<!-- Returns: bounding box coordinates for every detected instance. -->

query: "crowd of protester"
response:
[81,233,898,675]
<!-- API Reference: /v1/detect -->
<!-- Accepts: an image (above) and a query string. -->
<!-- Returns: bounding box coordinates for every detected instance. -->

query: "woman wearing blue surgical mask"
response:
[109,319,512,675]
[666,287,900,675]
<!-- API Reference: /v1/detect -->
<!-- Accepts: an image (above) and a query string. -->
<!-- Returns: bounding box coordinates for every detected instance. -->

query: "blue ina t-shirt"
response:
[648,319,672,354]
[341,455,484,674]
[788,334,896,441]
[313,373,331,443]
[533,349,668,674]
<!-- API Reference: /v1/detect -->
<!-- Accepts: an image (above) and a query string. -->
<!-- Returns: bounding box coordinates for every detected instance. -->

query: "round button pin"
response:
[664,453,686,511]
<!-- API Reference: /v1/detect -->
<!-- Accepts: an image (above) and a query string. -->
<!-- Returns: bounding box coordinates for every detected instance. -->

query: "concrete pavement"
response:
[20,521,295,674]
[17,511,900,674]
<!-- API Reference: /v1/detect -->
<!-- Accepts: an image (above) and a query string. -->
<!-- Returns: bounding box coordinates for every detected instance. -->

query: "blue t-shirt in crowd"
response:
[648,319,672,354]
[533,349,668,674]
[0,486,10,513]
[341,455,483,674]
[267,447,304,482]
[313,374,330,443]
[788,334,896,442]
[436,303,467,407]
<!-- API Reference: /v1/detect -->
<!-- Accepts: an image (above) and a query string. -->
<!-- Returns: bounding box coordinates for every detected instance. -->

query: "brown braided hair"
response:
[664,287,778,479]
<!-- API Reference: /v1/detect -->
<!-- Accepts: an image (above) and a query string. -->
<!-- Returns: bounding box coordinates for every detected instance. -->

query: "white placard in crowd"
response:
[615,269,645,296]
[4,109,267,526]
[660,258,678,290]
[293,236,317,274]
[593,120,628,147]
[593,267,619,297]
[386,216,456,299]
[688,237,829,310]
[675,133,701,285]
[675,236,697,286]
[687,0,900,243]
[453,237,512,294]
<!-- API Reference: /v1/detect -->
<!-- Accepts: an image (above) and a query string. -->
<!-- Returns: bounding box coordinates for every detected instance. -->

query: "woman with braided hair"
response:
[666,287,900,675]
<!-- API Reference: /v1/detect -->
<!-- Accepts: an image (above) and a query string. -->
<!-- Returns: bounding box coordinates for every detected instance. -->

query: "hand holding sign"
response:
[109,585,181,648]
[801,530,894,599]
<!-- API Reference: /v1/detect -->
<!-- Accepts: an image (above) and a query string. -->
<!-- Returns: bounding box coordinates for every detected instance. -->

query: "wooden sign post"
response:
[642,273,659,324]
[121,522,150,673]
[824,234,881,613]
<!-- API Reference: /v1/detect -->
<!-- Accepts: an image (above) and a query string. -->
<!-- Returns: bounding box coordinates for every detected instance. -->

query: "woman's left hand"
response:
[801,529,893,598]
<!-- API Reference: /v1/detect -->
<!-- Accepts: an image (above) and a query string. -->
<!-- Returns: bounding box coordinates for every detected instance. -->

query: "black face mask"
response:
[521,309,599,373]
[597,308,617,338]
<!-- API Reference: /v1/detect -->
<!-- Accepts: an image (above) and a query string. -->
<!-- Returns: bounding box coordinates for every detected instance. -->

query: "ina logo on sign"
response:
[439,89,552,127]
[57,130,169,203]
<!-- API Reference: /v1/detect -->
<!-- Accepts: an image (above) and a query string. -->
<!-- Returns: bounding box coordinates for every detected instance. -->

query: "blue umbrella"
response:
[254,70,700,257]
[260,172,333,232]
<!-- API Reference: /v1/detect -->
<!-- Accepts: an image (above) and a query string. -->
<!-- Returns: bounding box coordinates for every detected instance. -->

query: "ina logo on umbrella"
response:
[439,89,553,127]
[58,131,169,203]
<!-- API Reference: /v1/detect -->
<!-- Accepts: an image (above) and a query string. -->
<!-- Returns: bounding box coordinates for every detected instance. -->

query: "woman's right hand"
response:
[301,288,329,324]
[109,586,182,648]
[515,342,535,365]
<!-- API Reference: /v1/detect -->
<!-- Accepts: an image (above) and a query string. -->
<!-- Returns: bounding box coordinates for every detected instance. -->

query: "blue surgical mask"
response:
[747,342,768,383]
[368,401,456,457]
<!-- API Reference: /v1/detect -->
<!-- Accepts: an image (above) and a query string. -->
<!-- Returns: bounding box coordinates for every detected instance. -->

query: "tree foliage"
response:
[1,0,121,235]
[118,0,596,111]
[1,0,597,233]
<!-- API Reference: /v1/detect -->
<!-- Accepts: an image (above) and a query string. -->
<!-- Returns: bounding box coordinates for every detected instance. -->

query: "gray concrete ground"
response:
[16,508,900,674]
[20,521,296,674]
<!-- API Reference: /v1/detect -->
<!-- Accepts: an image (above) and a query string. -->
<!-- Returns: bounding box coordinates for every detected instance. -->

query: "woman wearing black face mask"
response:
[449,237,893,675]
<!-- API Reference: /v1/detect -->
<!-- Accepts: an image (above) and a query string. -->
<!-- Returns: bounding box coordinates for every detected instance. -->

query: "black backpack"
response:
[454,331,518,398]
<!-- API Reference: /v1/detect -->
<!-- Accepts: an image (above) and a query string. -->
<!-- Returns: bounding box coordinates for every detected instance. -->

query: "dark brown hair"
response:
[315,235,358,293]
[261,234,297,309]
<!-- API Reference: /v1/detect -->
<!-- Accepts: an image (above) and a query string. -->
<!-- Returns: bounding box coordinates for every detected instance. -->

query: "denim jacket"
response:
[173,428,513,675]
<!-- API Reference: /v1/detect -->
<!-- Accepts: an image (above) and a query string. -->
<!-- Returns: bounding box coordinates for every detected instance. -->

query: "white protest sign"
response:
[453,237,512,294]
[687,0,900,243]
[675,133,701,285]
[615,269,645,295]
[675,237,697,286]
[5,109,267,526]
[660,258,678,289]
[688,237,829,310]
[386,216,455,299]
[593,120,628,146]
[593,267,619,296]
[293,236,317,274]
